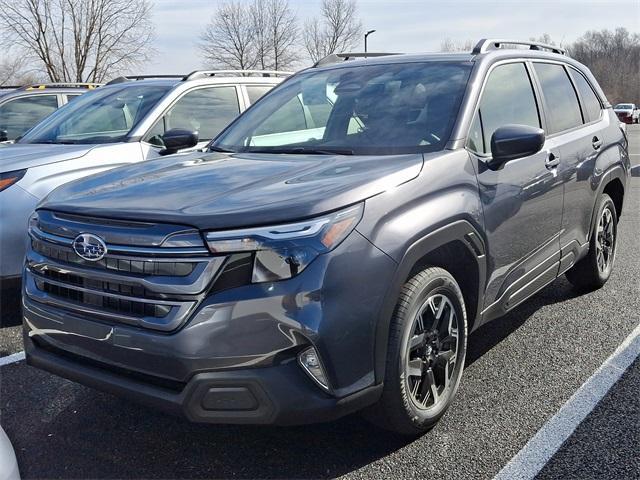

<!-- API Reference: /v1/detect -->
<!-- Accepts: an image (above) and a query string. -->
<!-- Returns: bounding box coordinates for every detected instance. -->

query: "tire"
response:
[364,267,468,435]
[566,193,618,291]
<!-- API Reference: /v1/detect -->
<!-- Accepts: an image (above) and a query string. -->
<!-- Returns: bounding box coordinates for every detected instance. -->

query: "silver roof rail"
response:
[183,70,293,81]
[472,39,565,55]
[105,75,184,86]
[313,52,403,68]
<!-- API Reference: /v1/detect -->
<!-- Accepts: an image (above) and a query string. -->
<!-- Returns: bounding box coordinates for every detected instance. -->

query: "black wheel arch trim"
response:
[373,219,487,384]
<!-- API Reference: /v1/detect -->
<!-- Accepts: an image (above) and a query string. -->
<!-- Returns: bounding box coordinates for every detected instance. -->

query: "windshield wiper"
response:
[247,147,354,155]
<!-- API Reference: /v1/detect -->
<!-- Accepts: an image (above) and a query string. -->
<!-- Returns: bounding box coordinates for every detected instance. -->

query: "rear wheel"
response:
[566,193,617,291]
[365,267,467,435]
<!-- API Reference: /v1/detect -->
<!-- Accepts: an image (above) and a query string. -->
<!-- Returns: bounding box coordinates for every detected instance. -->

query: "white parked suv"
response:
[613,103,639,124]
[0,70,289,287]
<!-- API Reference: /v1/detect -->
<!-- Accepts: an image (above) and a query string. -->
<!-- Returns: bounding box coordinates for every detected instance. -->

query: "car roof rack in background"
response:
[313,52,403,68]
[20,82,101,90]
[472,39,566,55]
[183,70,293,81]
[105,74,185,85]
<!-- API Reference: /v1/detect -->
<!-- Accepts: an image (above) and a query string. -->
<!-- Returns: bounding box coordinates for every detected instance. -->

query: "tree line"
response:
[0,0,638,106]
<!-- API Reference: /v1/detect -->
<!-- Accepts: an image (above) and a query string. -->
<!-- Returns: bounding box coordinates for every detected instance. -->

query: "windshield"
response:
[19,84,171,144]
[212,61,472,155]
[614,104,633,110]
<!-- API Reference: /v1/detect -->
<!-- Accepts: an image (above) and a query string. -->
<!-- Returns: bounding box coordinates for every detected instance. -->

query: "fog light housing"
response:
[298,347,330,391]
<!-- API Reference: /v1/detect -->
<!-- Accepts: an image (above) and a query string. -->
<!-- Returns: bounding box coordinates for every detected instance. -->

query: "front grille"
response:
[25,212,226,332]
[32,239,196,276]
[35,278,171,318]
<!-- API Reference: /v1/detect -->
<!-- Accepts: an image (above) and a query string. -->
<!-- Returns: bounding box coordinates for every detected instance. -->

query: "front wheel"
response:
[365,267,468,435]
[566,193,618,291]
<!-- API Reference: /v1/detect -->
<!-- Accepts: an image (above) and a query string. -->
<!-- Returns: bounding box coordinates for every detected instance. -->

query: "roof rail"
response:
[183,70,293,81]
[21,82,101,90]
[313,52,403,68]
[472,39,565,55]
[105,74,185,86]
[0,85,21,90]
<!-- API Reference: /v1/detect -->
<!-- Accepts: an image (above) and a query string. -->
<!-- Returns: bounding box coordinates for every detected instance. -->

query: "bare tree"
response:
[440,38,473,52]
[303,0,363,63]
[201,0,299,71]
[0,0,154,83]
[248,0,299,70]
[0,52,40,86]
[265,0,299,70]
[201,1,259,70]
[569,28,640,105]
[529,33,557,46]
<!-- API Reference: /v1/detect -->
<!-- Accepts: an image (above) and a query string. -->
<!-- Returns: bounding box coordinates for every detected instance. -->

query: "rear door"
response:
[468,61,564,315]
[531,62,610,274]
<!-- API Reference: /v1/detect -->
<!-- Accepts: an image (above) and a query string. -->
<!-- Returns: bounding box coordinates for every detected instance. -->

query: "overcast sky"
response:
[139,0,640,74]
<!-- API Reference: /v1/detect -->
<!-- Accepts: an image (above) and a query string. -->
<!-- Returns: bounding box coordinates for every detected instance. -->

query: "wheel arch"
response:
[373,220,487,384]
[588,164,628,242]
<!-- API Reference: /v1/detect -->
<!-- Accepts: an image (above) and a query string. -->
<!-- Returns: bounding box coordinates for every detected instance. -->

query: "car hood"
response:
[0,143,96,173]
[41,150,424,229]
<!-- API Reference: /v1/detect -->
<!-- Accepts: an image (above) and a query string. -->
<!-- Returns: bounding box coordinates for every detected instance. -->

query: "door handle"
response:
[545,152,560,169]
[592,136,603,150]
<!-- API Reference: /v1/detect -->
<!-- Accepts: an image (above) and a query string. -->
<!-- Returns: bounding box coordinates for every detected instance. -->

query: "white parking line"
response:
[0,351,25,366]
[494,322,640,480]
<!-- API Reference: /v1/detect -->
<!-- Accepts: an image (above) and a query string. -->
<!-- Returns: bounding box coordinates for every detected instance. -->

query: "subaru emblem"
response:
[72,233,107,261]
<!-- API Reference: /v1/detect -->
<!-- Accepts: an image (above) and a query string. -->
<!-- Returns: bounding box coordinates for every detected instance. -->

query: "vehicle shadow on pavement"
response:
[0,283,22,328]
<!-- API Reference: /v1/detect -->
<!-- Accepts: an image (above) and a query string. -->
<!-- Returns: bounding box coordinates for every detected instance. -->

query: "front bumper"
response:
[25,334,382,425]
[23,228,396,424]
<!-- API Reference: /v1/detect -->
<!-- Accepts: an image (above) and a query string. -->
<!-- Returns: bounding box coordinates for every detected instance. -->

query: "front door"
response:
[467,61,564,315]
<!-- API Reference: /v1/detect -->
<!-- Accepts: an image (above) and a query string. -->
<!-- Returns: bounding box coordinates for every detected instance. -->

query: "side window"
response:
[65,94,81,103]
[246,85,273,104]
[0,95,58,139]
[474,63,540,154]
[569,69,602,123]
[533,63,582,133]
[146,86,240,145]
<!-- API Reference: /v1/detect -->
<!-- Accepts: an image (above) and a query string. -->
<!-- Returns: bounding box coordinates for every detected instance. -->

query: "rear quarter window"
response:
[569,69,602,123]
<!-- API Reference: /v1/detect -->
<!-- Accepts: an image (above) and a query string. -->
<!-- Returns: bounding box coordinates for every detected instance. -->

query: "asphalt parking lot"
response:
[1,126,639,479]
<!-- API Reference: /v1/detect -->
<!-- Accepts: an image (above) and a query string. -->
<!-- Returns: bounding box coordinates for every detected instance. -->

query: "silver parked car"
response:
[0,70,289,287]
[0,82,100,142]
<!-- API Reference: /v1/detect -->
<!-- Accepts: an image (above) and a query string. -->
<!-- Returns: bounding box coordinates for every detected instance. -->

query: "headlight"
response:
[204,203,364,282]
[0,169,26,192]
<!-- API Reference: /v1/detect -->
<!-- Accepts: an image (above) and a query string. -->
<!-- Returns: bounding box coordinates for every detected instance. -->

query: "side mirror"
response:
[488,124,545,170]
[0,130,8,142]
[161,128,199,155]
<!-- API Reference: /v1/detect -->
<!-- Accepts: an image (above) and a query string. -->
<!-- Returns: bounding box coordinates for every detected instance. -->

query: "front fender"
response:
[371,220,487,384]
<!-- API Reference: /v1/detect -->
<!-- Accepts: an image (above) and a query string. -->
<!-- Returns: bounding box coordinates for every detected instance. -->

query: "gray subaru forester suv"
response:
[23,39,630,435]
